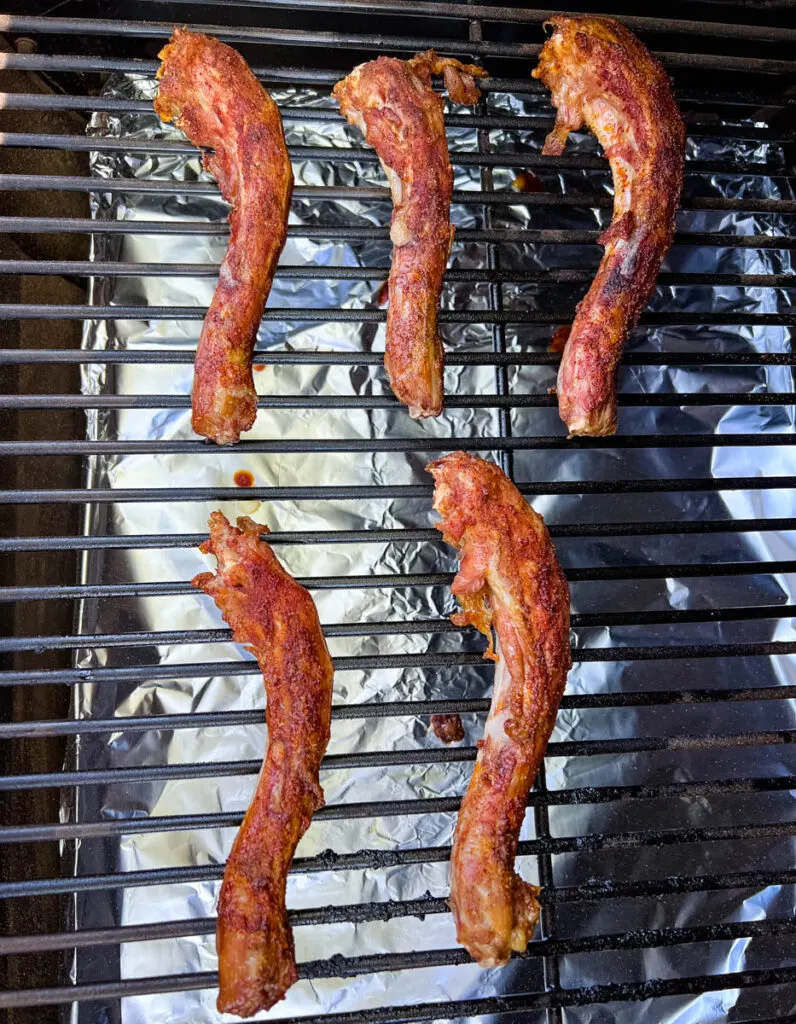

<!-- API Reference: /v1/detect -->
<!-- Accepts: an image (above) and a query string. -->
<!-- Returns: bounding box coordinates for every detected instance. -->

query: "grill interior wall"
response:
[0,40,88,1024]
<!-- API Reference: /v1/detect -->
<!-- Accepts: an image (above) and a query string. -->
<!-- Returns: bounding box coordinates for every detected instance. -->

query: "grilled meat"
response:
[533,16,685,436]
[429,452,571,966]
[333,51,486,417]
[192,513,333,1016]
[155,29,293,445]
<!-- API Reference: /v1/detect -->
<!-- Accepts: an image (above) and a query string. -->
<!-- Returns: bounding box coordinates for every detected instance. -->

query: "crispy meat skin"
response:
[333,52,485,418]
[533,17,685,436]
[429,453,571,967]
[155,29,293,445]
[192,513,333,1016]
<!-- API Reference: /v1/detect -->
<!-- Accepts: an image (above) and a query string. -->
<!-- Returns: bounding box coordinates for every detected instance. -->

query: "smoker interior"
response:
[1,2,796,1023]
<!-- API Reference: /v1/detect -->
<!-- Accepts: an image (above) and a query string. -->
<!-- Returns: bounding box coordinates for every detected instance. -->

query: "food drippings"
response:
[233,470,255,488]
[430,713,465,744]
[511,170,544,193]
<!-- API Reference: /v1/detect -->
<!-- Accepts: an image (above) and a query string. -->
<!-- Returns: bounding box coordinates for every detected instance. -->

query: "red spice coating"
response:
[155,29,293,445]
[533,17,685,436]
[428,453,570,967]
[333,51,486,418]
[192,513,333,1016]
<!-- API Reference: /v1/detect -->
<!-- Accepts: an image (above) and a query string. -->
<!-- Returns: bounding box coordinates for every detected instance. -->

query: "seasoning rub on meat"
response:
[155,29,293,445]
[533,16,685,437]
[429,452,571,966]
[333,51,486,418]
[192,513,333,1016]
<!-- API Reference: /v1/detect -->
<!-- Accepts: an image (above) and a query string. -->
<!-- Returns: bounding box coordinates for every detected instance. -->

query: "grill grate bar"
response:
[2,84,792,113]
[6,776,795,846]
[3,261,794,287]
[2,518,794,554]
[3,864,792,907]
[1,54,531,90]
[4,954,796,1014]
[3,304,796,327]
[5,643,795,688]
[3,819,796,894]
[1,349,794,369]
[126,0,796,44]
[2,477,793,505]
[2,395,793,413]
[2,13,796,73]
[4,731,795,790]
[1,907,794,961]
[7,434,794,458]
[2,683,794,740]
[2,218,793,251]
[4,124,790,151]
[5,131,793,174]
[4,47,796,85]
[3,602,794,654]
[8,967,796,1018]
[2,919,796,1007]
[4,560,796,603]
[4,175,796,215]
[3,436,795,458]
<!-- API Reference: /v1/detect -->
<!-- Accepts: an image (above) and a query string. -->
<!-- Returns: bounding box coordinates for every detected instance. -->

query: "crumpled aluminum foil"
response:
[65,70,796,1024]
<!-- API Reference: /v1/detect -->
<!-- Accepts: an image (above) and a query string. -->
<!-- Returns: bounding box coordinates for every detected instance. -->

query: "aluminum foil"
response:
[66,69,796,1023]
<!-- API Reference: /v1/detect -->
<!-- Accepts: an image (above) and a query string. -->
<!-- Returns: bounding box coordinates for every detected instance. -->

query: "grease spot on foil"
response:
[511,169,544,193]
[240,500,262,515]
[430,713,465,744]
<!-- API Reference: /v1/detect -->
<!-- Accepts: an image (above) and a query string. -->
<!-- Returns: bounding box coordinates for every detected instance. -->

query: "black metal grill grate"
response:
[1,1,796,1022]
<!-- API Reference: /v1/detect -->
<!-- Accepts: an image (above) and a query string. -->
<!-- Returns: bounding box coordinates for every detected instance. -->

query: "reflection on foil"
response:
[66,73,796,1023]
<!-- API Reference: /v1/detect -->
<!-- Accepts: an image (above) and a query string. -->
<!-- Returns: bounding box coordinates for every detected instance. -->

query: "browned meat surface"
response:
[156,29,293,444]
[429,452,571,966]
[533,17,685,436]
[333,51,485,417]
[192,513,333,1015]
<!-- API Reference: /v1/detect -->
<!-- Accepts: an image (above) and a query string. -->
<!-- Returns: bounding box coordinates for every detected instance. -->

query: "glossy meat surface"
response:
[155,29,293,445]
[333,51,485,417]
[192,513,333,1016]
[429,453,571,966]
[533,17,685,436]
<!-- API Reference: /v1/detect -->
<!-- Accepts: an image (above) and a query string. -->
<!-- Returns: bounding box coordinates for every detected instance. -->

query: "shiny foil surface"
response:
[67,70,796,1023]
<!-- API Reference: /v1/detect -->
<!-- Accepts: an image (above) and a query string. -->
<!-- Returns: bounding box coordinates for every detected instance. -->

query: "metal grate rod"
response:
[3,821,796,902]
[1,517,795,553]
[2,682,795,740]
[4,644,796,689]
